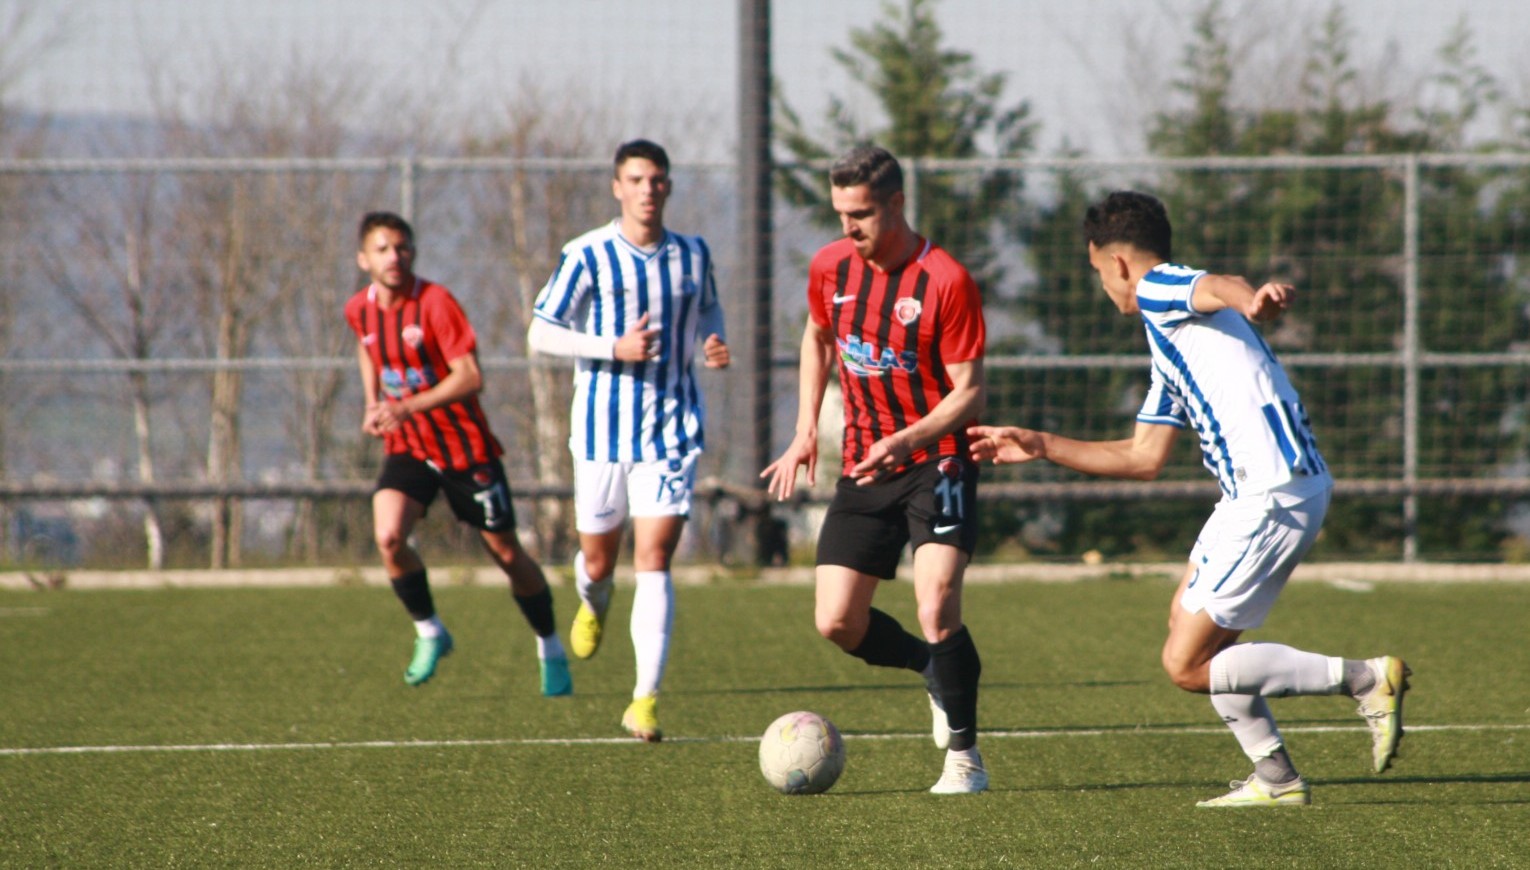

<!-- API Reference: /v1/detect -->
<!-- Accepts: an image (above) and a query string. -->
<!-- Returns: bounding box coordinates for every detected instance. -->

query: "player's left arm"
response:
[850,357,985,484]
[697,254,729,368]
[1191,273,1294,323]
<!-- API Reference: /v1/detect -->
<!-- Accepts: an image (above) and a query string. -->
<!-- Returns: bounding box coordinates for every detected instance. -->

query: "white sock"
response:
[538,633,565,661]
[1210,692,1285,762]
[575,552,613,614]
[630,570,673,698]
[413,616,445,638]
[1209,642,1344,698]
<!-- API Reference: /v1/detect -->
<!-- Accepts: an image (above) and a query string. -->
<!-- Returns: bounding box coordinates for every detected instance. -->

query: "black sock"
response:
[931,626,981,751]
[390,570,435,621]
[847,608,931,673]
[513,587,557,638]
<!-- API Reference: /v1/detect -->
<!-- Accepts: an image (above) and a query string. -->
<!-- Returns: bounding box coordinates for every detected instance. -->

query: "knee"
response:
[815,612,864,651]
[631,543,672,573]
[374,527,406,559]
[582,550,615,581]
[1161,647,1210,693]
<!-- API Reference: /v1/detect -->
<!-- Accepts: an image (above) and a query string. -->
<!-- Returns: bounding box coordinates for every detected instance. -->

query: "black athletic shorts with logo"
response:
[816,456,980,579]
[375,454,518,532]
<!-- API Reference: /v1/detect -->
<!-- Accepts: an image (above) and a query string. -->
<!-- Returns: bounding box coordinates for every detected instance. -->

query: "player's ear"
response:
[356,250,367,272]
[1111,251,1132,282]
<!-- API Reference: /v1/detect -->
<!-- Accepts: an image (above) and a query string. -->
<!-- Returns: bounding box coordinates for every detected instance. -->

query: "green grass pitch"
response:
[2,577,1527,867]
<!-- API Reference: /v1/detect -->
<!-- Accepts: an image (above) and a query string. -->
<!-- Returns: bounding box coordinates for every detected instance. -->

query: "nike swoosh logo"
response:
[933,523,961,535]
[832,294,856,304]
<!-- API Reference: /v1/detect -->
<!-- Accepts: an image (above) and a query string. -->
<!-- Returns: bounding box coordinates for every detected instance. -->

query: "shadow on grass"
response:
[670,679,1149,697]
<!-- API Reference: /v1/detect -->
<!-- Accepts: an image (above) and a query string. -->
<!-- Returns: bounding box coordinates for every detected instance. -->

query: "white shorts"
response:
[1180,478,1331,631]
[573,453,699,534]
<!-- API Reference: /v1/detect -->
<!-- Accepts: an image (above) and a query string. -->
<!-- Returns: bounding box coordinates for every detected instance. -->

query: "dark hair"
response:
[1082,191,1172,260]
[829,145,903,202]
[614,139,670,174]
[357,211,413,248]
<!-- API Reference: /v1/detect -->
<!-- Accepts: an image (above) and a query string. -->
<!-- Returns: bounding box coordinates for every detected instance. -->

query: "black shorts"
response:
[816,456,980,579]
[375,454,518,532]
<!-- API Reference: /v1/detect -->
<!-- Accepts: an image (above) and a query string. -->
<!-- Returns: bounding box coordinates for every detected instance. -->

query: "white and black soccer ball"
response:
[758,710,846,795]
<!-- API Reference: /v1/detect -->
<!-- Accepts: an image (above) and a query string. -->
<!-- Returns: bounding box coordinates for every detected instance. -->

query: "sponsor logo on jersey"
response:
[832,293,857,305]
[893,297,922,326]
[380,367,429,397]
[837,335,918,377]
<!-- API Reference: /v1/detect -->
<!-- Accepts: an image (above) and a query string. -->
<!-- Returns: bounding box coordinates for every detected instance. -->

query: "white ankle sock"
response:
[538,633,565,661]
[575,552,612,614]
[413,617,445,638]
[1209,642,1344,697]
[630,570,673,697]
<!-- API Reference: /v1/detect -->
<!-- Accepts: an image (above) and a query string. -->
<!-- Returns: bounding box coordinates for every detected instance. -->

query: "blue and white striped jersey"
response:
[532,220,723,462]
[1135,263,1330,500]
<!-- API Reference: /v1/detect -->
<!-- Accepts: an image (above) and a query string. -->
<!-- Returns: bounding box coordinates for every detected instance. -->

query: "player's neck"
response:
[371,275,417,308]
[619,218,665,250]
[866,228,922,273]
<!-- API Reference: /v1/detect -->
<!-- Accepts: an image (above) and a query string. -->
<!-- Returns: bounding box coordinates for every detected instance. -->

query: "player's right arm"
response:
[355,341,384,438]
[761,317,835,500]
[968,420,1180,480]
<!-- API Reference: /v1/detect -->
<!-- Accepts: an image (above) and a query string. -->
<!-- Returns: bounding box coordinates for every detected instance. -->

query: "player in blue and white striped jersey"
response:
[969,191,1410,808]
[527,139,729,742]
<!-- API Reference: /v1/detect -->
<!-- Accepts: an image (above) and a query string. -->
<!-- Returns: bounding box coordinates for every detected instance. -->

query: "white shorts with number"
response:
[1179,476,1332,631]
[573,453,699,534]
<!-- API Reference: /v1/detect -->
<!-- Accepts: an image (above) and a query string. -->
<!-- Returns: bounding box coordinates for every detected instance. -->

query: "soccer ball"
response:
[758,710,846,795]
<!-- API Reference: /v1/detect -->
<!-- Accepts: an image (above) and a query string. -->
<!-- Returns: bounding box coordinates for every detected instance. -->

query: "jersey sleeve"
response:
[937,270,985,363]
[533,246,594,328]
[342,293,366,339]
[805,247,836,330]
[1136,364,1188,428]
[697,239,726,341]
[1136,267,1206,329]
[427,289,478,361]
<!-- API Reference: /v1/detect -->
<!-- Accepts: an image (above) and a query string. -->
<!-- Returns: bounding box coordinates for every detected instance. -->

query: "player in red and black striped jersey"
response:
[345,211,570,695]
[761,146,990,794]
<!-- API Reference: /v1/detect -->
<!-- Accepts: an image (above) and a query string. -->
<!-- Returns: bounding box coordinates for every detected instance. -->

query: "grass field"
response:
[2,575,1527,867]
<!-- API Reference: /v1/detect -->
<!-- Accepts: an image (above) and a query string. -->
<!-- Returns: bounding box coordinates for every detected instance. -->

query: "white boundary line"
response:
[2,722,1524,758]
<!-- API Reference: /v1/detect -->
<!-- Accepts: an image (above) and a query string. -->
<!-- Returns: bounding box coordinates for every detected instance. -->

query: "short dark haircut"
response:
[357,211,413,248]
[614,139,670,174]
[829,145,903,203]
[1083,191,1172,261]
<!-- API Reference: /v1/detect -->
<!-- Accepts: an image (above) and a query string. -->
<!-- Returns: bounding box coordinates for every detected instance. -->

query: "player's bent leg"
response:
[1355,655,1412,773]
[570,530,623,659]
[814,565,882,652]
[1161,605,1243,693]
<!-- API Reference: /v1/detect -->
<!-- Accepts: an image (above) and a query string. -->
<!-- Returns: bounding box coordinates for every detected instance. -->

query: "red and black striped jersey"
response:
[807,237,986,474]
[344,278,503,471]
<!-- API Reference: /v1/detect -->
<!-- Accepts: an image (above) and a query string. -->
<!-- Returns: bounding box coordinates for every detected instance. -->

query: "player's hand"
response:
[362,404,385,437]
[1245,283,1294,323]
[760,435,817,501]
[849,434,911,486]
[702,334,730,368]
[967,425,1044,465]
[369,399,412,433]
[613,312,661,362]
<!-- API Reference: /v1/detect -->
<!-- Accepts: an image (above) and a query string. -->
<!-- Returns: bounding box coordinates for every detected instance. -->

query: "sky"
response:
[9,0,1530,158]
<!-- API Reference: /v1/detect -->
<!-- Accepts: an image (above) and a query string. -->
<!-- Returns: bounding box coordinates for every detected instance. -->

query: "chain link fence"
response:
[3,153,1528,566]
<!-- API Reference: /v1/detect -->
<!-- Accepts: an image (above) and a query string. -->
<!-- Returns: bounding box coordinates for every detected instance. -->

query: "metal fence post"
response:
[1402,155,1420,562]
